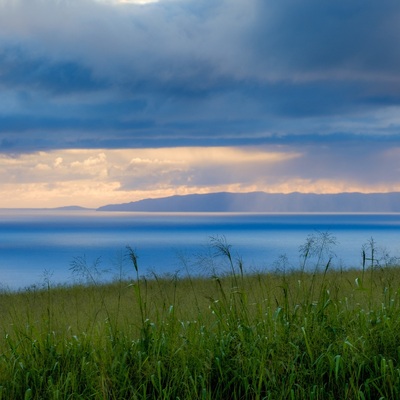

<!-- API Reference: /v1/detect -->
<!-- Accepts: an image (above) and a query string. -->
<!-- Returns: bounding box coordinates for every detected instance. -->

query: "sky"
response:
[0,0,400,208]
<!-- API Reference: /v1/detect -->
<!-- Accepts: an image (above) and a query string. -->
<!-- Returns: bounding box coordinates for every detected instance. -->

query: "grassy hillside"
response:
[1,238,400,399]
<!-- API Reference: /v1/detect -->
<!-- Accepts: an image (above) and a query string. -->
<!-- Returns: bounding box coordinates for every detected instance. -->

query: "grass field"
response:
[1,235,400,399]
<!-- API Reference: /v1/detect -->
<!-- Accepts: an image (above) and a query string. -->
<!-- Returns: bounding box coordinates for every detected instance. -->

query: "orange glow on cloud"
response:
[0,147,398,208]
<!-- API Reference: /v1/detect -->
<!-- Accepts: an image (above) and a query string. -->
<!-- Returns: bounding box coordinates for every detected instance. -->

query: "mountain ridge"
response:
[97,191,400,212]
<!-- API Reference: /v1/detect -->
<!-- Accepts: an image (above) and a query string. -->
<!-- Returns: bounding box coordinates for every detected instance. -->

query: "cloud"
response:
[0,0,399,152]
[0,0,400,206]
[98,0,160,4]
[0,144,398,207]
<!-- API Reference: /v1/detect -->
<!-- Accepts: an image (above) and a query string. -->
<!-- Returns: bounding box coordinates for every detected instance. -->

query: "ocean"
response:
[1,210,400,290]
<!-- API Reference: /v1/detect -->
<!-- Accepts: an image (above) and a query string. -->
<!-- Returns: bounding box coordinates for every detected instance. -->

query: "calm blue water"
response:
[0,210,400,290]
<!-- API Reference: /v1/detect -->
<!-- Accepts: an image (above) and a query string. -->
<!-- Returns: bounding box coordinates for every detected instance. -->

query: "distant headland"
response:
[96,192,400,213]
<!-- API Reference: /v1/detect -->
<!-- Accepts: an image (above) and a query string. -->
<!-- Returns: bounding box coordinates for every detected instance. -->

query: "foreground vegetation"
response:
[1,235,400,399]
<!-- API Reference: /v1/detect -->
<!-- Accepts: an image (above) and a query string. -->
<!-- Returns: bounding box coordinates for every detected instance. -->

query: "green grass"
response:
[1,236,400,399]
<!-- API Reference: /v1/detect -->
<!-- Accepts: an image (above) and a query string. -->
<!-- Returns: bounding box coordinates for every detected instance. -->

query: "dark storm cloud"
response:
[1,0,400,151]
[0,47,105,94]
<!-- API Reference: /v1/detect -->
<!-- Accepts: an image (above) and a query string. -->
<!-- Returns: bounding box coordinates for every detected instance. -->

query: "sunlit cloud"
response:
[0,144,398,208]
[257,180,400,195]
[0,147,299,207]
